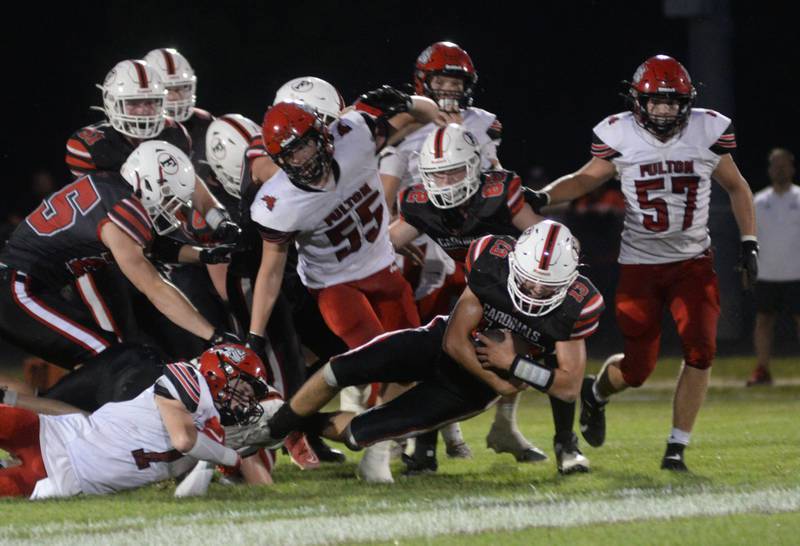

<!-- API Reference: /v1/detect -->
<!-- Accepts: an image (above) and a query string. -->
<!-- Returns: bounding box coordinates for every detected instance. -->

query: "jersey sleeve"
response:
[105,196,155,248]
[590,130,621,161]
[155,362,204,413]
[66,130,101,177]
[164,119,193,155]
[708,117,737,155]
[464,234,495,276]
[249,186,299,245]
[505,174,524,216]
[245,134,269,165]
[378,145,408,179]
[397,185,429,230]
[486,117,503,142]
[568,283,605,340]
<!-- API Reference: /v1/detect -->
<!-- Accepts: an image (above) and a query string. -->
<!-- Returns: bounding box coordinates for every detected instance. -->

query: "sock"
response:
[440,422,465,446]
[268,403,305,439]
[549,395,576,442]
[413,430,438,459]
[591,381,608,403]
[494,397,518,427]
[668,427,691,446]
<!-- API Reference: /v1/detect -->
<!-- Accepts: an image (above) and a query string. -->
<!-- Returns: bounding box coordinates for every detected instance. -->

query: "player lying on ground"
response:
[237,221,603,480]
[0,344,276,498]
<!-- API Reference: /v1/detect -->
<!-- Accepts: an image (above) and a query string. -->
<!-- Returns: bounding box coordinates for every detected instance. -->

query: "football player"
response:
[524,55,757,471]
[0,344,269,498]
[390,124,592,473]
[259,221,603,482]
[0,141,234,370]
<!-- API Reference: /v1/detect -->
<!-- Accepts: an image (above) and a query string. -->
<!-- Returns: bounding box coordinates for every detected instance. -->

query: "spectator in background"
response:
[748,148,800,386]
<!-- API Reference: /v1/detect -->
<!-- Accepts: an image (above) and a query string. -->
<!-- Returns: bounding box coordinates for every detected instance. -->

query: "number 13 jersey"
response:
[591,108,735,264]
[250,110,394,289]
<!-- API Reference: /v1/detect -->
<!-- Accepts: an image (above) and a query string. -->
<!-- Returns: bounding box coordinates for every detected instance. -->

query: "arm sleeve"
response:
[185,431,239,466]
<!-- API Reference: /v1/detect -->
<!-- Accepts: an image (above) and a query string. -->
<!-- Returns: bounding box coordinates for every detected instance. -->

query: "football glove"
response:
[737,239,759,291]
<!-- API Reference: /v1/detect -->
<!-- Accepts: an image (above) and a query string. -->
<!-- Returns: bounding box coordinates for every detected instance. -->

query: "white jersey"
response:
[251,110,395,289]
[37,362,219,497]
[379,106,501,194]
[592,109,736,264]
[754,185,800,281]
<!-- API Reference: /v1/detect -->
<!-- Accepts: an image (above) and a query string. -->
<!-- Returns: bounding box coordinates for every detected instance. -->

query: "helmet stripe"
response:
[132,60,149,89]
[538,224,561,270]
[161,49,176,75]
[434,127,446,158]
[222,116,253,142]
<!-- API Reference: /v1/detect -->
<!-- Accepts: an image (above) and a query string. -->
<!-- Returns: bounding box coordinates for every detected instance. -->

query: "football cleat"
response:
[283,431,320,470]
[357,441,394,484]
[486,422,548,462]
[401,451,438,476]
[554,432,590,475]
[579,375,607,447]
[306,434,346,464]
[661,442,689,472]
[746,366,773,387]
[445,441,473,459]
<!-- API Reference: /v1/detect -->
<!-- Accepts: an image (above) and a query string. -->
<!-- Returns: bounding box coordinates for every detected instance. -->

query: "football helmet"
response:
[507,220,580,317]
[262,100,334,187]
[144,48,197,122]
[120,140,196,235]
[273,77,344,125]
[197,344,270,426]
[98,59,167,139]
[205,114,261,199]
[418,123,482,209]
[414,41,477,112]
[627,55,696,138]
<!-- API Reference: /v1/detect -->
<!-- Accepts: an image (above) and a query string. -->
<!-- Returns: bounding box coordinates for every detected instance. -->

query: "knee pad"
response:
[620,355,655,388]
[684,359,712,370]
[321,362,339,388]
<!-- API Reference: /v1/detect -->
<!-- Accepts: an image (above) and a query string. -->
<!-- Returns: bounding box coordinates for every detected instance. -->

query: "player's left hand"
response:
[213,219,242,245]
[475,331,517,371]
[737,239,759,291]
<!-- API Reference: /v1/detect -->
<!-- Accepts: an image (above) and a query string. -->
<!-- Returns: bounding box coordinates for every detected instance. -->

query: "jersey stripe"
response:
[75,273,122,339]
[66,138,92,159]
[538,224,561,270]
[161,49,176,75]
[580,293,603,317]
[465,235,493,274]
[506,176,523,215]
[121,198,154,230]
[65,153,97,171]
[108,202,153,247]
[571,320,599,339]
[166,363,201,404]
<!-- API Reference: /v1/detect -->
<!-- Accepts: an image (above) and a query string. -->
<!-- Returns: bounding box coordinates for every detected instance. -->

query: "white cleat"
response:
[554,433,591,475]
[356,441,394,484]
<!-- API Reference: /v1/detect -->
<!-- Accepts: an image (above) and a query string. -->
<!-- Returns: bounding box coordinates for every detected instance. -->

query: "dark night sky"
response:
[1,1,794,190]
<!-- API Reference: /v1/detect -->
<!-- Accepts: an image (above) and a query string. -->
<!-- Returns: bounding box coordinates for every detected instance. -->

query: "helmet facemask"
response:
[274,131,333,188]
[507,254,578,317]
[630,90,693,138]
[423,72,473,113]
[105,94,166,139]
[421,160,480,209]
[134,171,191,235]
[211,357,268,426]
[164,82,197,122]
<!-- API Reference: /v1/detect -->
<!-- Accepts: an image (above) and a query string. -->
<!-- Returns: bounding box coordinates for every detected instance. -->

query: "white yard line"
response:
[2,486,799,546]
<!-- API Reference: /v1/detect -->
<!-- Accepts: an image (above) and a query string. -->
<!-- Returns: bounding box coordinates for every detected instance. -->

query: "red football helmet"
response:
[261,100,334,187]
[627,55,696,138]
[197,344,269,425]
[414,41,478,111]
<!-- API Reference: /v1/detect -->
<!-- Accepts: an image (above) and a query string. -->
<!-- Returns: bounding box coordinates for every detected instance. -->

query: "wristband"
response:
[740,235,758,243]
[510,356,554,392]
[205,207,228,231]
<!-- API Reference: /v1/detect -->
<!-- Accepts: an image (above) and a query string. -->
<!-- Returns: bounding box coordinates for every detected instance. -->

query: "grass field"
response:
[1,356,799,545]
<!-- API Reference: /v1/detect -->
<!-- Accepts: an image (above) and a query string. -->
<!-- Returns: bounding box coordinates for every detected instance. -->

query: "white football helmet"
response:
[418,123,482,209]
[273,77,344,124]
[507,220,580,317]
[144,48,197,122]
[205,114,261,199]
[120,140,196,235]
[98,60,167,139]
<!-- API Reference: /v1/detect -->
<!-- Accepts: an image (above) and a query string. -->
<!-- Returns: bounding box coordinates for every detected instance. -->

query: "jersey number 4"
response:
[27,177,101,236]
[324,191,385,261]
[635,176,699,232]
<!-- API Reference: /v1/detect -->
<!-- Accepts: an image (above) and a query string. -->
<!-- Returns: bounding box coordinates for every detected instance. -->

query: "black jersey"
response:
[0,173,154,288]
[182,107,215,181]
[398,170,525,263]
[464,235,604,356]
[65,118,192,178]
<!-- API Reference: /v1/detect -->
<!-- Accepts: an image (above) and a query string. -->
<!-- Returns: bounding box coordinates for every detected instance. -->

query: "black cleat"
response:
[401,448,438,476]
[554,432,590,475]
[579,376,607,447]
[661,442,689,472]
[306,434,347,464]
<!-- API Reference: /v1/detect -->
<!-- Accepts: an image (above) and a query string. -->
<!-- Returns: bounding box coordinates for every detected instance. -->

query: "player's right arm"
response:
[389,217,422,250]
[248,239,289,338]
[443,287,525,396]
[540,157,616,206]
[155,395,239,467]
[100,222,215,342]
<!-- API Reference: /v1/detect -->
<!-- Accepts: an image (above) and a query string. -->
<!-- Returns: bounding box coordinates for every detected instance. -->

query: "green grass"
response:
[1,357,799,545]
